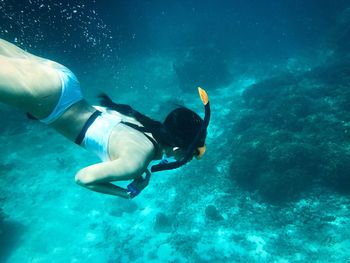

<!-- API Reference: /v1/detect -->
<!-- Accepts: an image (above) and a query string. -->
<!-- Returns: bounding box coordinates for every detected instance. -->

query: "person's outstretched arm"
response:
[75,157,147,199]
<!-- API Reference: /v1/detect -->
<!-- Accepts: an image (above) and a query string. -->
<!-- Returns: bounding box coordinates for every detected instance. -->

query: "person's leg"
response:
[0,38,50,63]
[0,39,36,59]
[0,55,61,117]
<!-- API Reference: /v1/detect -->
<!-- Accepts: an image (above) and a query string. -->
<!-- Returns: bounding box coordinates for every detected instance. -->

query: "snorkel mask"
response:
[151,87,211,173]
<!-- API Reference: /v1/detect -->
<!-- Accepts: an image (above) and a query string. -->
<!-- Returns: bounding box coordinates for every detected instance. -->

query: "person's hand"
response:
[127,170,151,198]
[133,175,149,190]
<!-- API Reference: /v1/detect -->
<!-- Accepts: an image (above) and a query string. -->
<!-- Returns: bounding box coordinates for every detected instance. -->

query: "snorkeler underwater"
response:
[1,0,350,262]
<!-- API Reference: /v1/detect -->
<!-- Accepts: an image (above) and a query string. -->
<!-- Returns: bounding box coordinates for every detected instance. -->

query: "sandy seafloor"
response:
[1,1,350,262]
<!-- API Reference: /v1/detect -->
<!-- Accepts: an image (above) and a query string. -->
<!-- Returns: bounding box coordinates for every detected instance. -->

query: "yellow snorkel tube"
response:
[195,87,209,160]
[151,87,211,172]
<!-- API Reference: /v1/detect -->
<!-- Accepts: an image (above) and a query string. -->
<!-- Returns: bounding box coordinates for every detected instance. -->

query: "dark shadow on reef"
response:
[0,209,25,262]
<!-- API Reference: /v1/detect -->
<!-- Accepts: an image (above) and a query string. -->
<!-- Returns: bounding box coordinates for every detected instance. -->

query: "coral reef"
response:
[230,61,350,203]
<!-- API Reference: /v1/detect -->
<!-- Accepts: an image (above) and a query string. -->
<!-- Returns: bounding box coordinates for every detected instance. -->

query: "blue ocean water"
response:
[1,0,350,262]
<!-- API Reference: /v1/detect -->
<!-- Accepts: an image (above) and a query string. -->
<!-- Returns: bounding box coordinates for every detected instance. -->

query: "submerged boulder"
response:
[205,205,224,221]
[154,212,173,232]
[229,60,350,203]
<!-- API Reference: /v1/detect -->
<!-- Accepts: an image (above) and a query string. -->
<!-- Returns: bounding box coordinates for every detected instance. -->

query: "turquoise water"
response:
[1,0,350,262]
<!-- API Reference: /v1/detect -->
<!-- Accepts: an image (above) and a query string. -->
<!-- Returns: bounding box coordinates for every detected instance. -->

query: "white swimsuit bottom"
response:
[40,63,83,124]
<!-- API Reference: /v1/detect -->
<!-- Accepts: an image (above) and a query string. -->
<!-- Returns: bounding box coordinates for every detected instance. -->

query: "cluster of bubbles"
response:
[0,0,114,61]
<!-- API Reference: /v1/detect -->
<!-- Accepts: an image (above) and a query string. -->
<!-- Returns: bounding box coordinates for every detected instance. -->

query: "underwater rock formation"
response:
[230,61,350,203]
[154,212,173,232]
[0,210,24,262]
[205,205,224,221]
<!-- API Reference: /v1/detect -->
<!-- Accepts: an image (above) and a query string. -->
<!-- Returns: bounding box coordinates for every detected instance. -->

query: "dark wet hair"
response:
[163,107,205,148]
[99,94,206,149]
